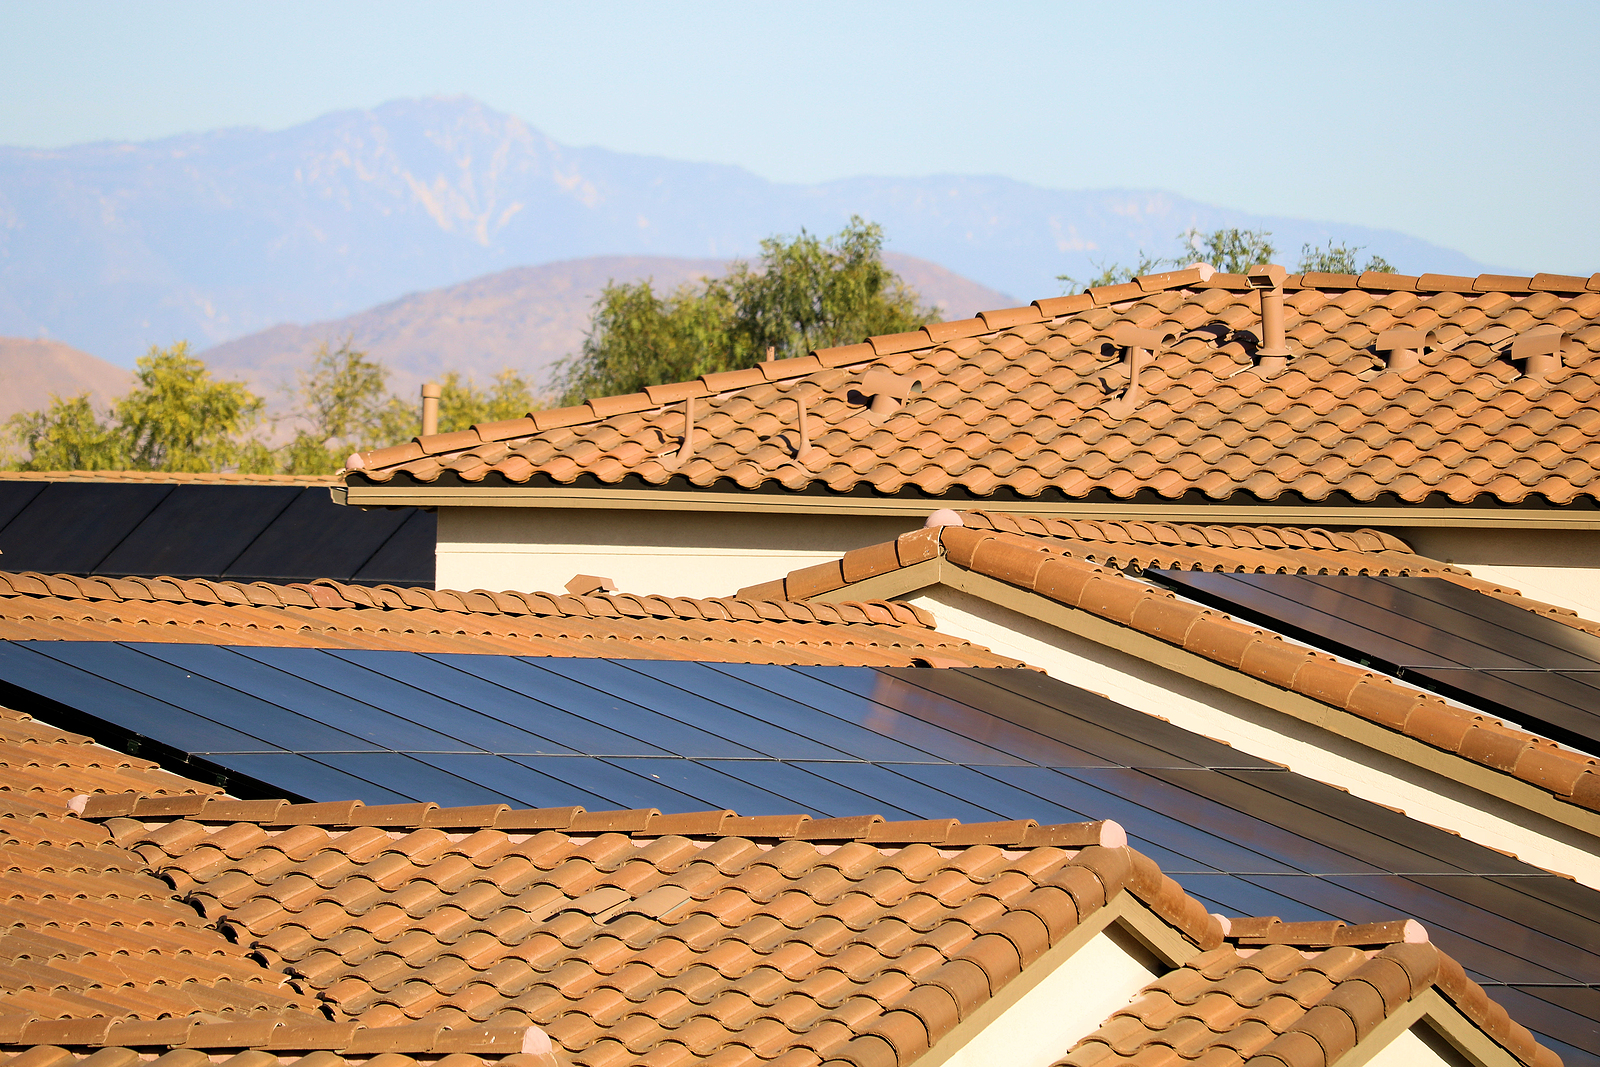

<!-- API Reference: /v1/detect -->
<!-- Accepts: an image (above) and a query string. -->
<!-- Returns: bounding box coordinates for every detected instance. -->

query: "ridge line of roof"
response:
[0,570,935,629]
[744,524,1600,818]
[345,265,1600,475]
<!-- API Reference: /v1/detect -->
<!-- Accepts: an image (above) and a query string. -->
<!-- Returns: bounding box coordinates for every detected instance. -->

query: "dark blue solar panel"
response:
[0,642,1592,1062]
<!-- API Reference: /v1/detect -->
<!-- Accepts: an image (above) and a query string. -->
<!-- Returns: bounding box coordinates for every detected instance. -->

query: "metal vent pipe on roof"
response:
[1246,265,1290,373]
[1512,326,1569,379]
[420,382,441,437]
[1375,327,1426,372]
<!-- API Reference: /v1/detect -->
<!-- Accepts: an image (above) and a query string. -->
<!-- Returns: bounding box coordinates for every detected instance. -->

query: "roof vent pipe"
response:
[420,382,441,437]
[1245,265,1290,373]
[673,396,697,466]
[1374,327,1426,372]
[1103,324,1166,420]
[1512,326,1569,379]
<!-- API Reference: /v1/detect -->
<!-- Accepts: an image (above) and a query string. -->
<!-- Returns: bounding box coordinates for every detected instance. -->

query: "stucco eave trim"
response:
[338,484,1600,530]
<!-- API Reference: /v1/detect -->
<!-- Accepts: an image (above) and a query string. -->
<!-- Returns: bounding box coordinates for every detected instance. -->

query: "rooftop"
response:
[0,706,1564,1067]
[345,268,1600,511]
[738,515,1600,821]
[0,571,1013,667]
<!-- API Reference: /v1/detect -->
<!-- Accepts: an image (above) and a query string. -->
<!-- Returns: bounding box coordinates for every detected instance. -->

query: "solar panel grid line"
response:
[323,648,590,755]
[1149,569,1600,755]
[699,662,995,763]
[422,653,677,756]
[58,642,388,754]
[1205,767,1533,876]
[1348,576,1600,670]
[0,481,47,532]
[0,642,288,754]
[146,644,491,754]
[830,664,1120,768]
[97,484,304,580]
[222,488,411,584]
[785,663,1047,766]
[348,508,437,586]
[1304,873,1597,986]
[1155,570,1505,670]
[549,658,863,762]
[1369,575,1600,667]
[1408,667,1600,752]
[1477,988,1600,1063]
[945,666,1283,769]
[0,483,175,575]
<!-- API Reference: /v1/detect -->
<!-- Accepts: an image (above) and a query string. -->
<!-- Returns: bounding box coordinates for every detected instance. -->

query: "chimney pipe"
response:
[796,393,811,455]
[1246,265,1290,373]
[1512,327,1568,379]
[420,382,441,436]
[1375,327,1426,372]
[674,395,697,465]
[766,346,775,362]
[1103,324,1166,420]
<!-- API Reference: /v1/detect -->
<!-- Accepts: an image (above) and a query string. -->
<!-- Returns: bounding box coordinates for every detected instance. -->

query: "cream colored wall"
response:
[435,506,915,597]
[1363,1024,1474,1067]
[1396,526,1600,619]
[926,927,1160,1067]
[905,586,1600,889]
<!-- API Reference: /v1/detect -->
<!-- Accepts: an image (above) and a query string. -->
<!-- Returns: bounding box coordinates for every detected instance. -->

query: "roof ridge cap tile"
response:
[924,530,1600,815]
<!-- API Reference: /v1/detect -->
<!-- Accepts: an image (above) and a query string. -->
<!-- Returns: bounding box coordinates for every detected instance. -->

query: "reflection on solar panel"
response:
[0,483,433,585]
[0,642,1595,1062]
[1147,570,1600,755]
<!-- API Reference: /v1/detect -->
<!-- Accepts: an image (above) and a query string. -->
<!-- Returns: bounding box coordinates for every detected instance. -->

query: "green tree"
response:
[115,342,271,472]
[1297,240,1395,275]
[4,393,124,471]
[1057,251,1167,293]
[553,217,928,404]
[278,341,542,472]
[1178,227,1278,274]
[5,342,271,473]
[278,340,399,474]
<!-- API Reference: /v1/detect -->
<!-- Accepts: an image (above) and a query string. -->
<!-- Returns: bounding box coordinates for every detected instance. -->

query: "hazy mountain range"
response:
[197,252,1012,403]
[0,97,1497,365]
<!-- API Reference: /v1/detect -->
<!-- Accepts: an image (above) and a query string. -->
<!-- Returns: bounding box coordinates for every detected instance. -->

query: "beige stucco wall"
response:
[922,925,1161,1067]
[435,506,917,597]
[905,586,1600,889]
[1396,526,1600,618]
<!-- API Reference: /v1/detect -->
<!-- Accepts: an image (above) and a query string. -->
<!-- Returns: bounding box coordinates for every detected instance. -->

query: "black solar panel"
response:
[0,481,434,586]
[222,488,414,584]
[0,644,1593,1061]
[0,482,172,573]
[97,484,302,578]
[1148,570,1600,754]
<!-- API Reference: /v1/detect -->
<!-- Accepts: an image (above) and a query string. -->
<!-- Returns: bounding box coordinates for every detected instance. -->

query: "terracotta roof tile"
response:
[350,270,1600,508]
[0,571,1015,669]
[744,516,1600,820]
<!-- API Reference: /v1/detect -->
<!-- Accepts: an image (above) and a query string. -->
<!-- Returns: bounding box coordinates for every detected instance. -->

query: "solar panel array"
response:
[1147,570,1600,754]
[0,642,1594,1062]
[0,481,433,586]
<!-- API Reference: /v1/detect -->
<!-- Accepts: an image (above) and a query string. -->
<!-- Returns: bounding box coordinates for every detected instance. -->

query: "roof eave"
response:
[339,479,1600,529]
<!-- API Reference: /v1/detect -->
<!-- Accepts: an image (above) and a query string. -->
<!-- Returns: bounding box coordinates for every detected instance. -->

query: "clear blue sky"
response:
[4,0,1596,274]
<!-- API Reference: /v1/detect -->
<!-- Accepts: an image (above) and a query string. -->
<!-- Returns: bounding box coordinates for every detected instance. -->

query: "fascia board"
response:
[1338,988,1524,1067]
[914,891,1202,1067]
[339,484,1600,530]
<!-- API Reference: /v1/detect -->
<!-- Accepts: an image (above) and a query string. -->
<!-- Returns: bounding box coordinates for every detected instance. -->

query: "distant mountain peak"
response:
[0,98,1497,364]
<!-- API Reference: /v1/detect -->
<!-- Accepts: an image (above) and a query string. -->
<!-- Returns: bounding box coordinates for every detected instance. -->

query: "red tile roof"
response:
[738,519,1600,818]
[347,269,1600,508]
[0,709,1561,1067]
[0,571,1018,668]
